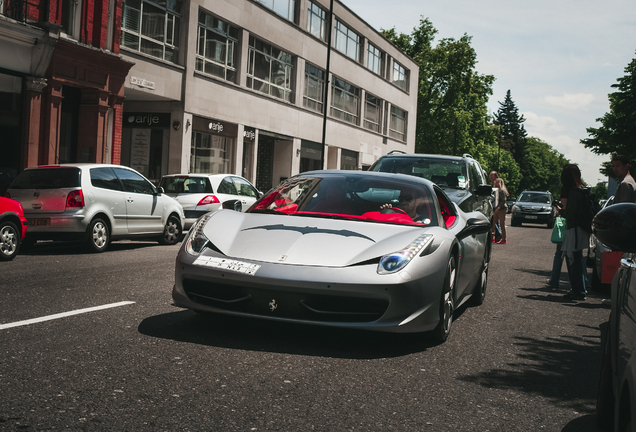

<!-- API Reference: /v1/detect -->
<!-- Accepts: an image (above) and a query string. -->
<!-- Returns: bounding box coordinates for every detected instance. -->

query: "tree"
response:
[381,18,499,158]
[581,53,636,177]
[590,181,608,204]
[521,137,569,198]
[493,90,527,165]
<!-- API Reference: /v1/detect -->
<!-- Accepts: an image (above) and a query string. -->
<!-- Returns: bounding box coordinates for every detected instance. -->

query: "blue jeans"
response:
[564,249,587,295]
[549,243,589,289]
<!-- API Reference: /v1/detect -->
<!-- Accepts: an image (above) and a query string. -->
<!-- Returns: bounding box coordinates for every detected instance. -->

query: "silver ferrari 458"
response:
[172,171,492,342]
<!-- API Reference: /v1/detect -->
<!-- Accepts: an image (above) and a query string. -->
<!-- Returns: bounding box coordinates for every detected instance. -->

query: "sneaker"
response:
[496,239,507,244]
[563,291,586,301]
[546,279,559,289]
[601,298,611,306]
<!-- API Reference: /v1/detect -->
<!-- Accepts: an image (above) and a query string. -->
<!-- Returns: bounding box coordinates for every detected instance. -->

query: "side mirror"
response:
[457,217,491,240]
[593,203,636,253]
[222,199,242,211]
[476,185,492,196]
[155,186,164,195]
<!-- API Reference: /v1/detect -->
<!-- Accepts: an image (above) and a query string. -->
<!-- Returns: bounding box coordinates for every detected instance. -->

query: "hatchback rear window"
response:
[9,168,81,189]
[160,176,213,194]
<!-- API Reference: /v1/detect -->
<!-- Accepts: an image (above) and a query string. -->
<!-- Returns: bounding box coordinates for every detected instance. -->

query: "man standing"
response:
[612,154,636,203]
[489,170,501,242]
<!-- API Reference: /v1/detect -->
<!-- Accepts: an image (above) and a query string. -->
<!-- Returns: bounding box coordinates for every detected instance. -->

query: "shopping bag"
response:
[550,217,566,244]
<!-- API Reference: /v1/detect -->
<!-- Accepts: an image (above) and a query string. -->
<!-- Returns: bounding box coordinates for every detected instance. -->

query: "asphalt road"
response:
[0,216,610,431]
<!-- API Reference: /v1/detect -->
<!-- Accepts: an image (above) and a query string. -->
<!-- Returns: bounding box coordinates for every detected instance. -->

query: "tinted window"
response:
[114,168,155,195]
[9,168,81,189]
[160,176,213,194]
[233,177,258,198]
[90,168,123,191]
[217,177,238,195]
[518,192,551,204]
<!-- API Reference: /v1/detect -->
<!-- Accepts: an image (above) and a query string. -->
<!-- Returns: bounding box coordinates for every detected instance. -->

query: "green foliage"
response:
[520,137,569,198]
[581,53,636,178]
[381,18,498,159]
[590,181,609,203]
[493,90,528,165]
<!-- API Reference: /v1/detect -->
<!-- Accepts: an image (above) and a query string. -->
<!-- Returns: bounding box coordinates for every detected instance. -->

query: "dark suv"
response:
[510,190,556,228]
[369,152,494,221]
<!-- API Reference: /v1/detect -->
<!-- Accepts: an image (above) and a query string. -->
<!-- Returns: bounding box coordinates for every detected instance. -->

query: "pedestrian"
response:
[492,177,508,244]
[489,170,502,242]
[612,154,636,203]
[560,164,592,301]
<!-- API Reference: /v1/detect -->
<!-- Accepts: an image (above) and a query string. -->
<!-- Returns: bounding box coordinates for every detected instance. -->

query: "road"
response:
[0,216,610,431]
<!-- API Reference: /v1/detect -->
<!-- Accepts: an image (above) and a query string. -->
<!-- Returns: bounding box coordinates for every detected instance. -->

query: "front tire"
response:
[431,255,457,343]
[511,218,521,227]
[86,218,110,253]
[159,216,181,245]
[0,220,20,261]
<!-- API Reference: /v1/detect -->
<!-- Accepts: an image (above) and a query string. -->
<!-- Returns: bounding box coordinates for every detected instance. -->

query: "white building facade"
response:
[119,0,419,191]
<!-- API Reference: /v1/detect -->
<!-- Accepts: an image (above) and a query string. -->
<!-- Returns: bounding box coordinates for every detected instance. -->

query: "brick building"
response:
[0,0,132,194]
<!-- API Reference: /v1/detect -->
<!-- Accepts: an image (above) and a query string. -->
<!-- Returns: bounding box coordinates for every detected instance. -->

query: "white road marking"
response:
[0,301,136,330]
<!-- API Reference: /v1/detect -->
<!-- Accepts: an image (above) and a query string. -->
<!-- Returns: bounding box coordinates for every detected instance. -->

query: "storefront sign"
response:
[123,113,171,128]
[192,116,238,138]
[244,127,256,142]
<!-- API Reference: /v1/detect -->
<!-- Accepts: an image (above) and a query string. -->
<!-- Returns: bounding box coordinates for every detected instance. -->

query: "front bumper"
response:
[172,248,446,334]
[512,211,552,223]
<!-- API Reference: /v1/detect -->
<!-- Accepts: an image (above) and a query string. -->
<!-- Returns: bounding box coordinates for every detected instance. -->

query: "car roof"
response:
[26,163,133,170]
[298,169,436,186]
[379,153,475,163]
[161,173,232,179]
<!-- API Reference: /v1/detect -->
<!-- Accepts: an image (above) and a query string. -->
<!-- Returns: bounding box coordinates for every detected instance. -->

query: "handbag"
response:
[551,216,566,244]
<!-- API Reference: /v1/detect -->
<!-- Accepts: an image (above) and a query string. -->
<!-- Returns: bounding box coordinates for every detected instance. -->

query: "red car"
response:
[0,196,27,261]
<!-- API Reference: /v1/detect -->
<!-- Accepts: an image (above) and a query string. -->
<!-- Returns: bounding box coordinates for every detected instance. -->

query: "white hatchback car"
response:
[159,174,261,230]
[5,164,185,252]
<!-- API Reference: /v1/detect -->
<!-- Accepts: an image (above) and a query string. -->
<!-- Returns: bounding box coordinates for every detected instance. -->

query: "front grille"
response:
[182,278,388,323]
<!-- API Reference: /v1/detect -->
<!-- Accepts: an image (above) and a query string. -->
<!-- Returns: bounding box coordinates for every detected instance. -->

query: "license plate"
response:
[193,256,261,275]
[525,215,538,219]
[27,218,50,226]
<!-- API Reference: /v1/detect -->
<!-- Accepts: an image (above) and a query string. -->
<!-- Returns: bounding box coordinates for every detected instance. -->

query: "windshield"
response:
[249,174,439,227]
[371,158,468,190]
[518,192,551,204]
[160,176,213,194]
[9,168,81,189]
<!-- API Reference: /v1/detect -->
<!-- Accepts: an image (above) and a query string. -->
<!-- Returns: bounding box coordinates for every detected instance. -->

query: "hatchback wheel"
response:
[0,220,20,261]
[86,218,110,253]
[159,216,181,245]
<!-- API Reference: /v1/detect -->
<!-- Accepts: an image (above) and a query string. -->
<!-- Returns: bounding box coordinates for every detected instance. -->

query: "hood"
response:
[201,210,432,267]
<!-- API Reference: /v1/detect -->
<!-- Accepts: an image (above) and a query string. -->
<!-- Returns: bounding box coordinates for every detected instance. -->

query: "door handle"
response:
[127,198,134,203]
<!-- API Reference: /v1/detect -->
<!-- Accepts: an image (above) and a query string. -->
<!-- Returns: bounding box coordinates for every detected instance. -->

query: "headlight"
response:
[378,234,434,275]
[541,206,551,211]
[185,213,212,256]
[512,205,519,211]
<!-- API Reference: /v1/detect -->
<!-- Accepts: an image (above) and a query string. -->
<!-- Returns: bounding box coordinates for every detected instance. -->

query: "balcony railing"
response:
[2,0,30,23]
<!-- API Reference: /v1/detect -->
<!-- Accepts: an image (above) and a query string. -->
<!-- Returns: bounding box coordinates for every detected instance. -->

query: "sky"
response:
[343,0,636,186]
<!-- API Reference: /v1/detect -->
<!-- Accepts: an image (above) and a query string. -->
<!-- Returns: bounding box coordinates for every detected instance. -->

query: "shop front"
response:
[190,116,237,175]
[121,112,171,183]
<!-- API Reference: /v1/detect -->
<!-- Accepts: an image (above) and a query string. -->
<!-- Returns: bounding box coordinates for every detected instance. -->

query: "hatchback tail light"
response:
[66,190,85,208]
[197,195,220,206]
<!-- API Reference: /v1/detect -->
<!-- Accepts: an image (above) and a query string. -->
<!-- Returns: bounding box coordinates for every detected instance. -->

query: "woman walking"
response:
[492,178,509,244]
[560,164,590,300]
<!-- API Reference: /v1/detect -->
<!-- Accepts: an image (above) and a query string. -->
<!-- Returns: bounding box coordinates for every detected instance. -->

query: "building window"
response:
[363,93,382,133]
[392,61,409,92]
[333,19,360,62]
[247,36,295,102]
[366,43,383,76]
[389,105,407,142]
[303,63,324,113]
[121,0,181,63]
[340,149,358,170]
[307,1,326,41]
[191,132,235,174]
[330,77,359,125]
[195,11,239,82]
[256,0,297,23]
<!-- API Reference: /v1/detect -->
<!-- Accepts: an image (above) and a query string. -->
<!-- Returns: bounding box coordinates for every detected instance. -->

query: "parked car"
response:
[159,174,260,230]
[0,197,27,261]
[510,190,557,228]
[369,152,493,224]
[5,164,185,252]
[506,197,516,213]
[173,171,492,342]
[593,203,636,431]
[588,196,615,290]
